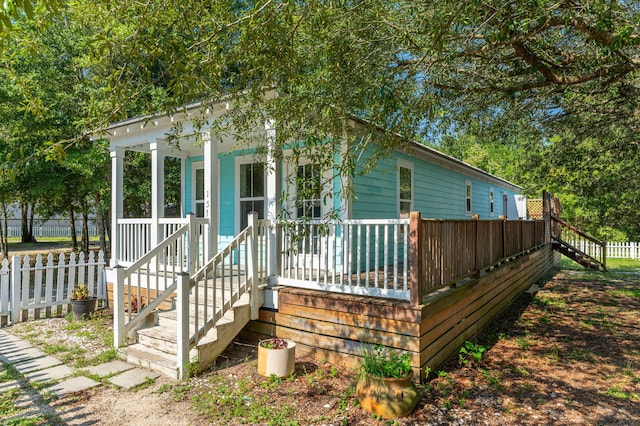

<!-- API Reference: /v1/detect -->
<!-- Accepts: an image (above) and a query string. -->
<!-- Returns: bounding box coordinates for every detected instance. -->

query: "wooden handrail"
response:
[551,216,604,246]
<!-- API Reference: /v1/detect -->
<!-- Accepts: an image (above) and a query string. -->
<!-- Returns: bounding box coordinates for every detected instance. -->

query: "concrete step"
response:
[121,344,179,380]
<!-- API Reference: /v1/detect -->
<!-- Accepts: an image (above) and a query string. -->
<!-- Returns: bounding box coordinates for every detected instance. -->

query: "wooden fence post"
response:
[409,212,423,306]
[542,190,551,243]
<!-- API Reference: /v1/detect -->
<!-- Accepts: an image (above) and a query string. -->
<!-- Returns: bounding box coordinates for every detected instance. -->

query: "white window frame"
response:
[235,156,266,233]
[489,187,495,217]
[397,159,414,218]
[465,180,472,216]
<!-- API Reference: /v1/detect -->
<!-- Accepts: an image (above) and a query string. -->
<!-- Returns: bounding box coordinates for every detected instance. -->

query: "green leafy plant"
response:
[70,283,91,300]
[360,344,411,378]
[459,341,487,367]
[259,338,289,349]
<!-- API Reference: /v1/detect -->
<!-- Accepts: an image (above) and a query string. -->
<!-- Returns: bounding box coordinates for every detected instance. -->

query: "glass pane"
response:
[400,201,411,215]
[195,169,204,200]
[240,164,250,198]
[196,202,204,218]
[240,200,264,229]
[399,167,411,200]
[253,163,265,197]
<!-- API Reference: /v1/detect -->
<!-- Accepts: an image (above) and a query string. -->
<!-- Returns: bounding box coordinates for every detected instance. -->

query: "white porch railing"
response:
[278,219,410,300]
[116,217,210,267]
[113,213,269,379]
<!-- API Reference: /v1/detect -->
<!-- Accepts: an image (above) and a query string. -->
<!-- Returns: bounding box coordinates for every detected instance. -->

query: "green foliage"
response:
[458,341,487,367]
[0,388,21,417]
[70,283,91,300]
[192,376,299,425]
[360,344,412,379]
[260,338,290,350]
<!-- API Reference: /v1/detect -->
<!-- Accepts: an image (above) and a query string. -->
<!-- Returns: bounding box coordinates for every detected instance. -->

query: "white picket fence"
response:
[606,242,640,260]
[7,226,99,238]
[0,251,106,326]
[575,241,640,260]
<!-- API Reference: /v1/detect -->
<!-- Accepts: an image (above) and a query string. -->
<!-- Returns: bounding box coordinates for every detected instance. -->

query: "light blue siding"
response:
[352,145,521,220]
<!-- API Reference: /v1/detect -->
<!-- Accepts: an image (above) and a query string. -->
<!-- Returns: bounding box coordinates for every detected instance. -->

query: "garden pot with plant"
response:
[257,338,296,378]
[356,344,419,418]
[69,283,97,320]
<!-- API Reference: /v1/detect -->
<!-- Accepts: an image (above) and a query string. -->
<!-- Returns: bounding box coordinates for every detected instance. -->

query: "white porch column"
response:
[110,148,124,267]
[265,119,282,282]
[150,141,166,247]
[203,131,218,260]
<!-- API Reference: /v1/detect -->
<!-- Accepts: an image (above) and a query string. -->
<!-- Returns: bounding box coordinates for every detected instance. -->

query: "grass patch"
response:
[0,388,21,417]
[192,376,299,425]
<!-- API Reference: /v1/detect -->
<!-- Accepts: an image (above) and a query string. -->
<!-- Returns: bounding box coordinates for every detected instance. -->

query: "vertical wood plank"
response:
[409,212,423,305]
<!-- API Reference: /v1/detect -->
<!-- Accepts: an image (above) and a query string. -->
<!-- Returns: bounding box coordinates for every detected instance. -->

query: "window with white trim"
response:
[465,181,472,215]
[295,163,322,219]
[398,162,413,217]
[239,162,265,230]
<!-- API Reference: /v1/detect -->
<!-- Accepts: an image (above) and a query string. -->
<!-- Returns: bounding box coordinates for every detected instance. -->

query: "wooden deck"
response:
[241,244,560,380]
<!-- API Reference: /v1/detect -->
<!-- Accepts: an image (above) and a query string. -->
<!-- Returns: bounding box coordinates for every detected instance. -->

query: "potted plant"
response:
[257,337,296,378]
[356,344,419,418]
[69,283,97,320]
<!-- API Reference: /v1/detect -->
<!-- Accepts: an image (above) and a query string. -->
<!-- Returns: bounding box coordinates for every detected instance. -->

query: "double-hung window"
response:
[398,161,413,217]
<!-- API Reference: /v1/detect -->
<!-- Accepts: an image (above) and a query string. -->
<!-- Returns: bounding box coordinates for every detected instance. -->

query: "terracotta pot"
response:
[71,297,97,320]
[257,339,296,378]
[356,370,418,418]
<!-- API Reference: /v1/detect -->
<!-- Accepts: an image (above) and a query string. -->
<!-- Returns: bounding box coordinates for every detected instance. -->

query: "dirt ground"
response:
[3,263,640,425]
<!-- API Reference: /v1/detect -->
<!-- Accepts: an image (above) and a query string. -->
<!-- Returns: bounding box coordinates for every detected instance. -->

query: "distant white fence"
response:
[7,226,99,238]
[575,241,640,260]
[606,242,640,260]
[0,251,106,326]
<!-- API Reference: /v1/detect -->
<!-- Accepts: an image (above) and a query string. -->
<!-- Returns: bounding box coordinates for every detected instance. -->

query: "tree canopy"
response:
[2,1,639,238]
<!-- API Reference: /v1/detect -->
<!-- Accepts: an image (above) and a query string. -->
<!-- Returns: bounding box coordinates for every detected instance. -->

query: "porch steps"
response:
[120,288,251,379]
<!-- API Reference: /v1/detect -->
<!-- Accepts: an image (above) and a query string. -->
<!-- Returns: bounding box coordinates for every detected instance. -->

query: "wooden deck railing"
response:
[410,212,546,304]
[278,219,410,300]
[276,215,546,304]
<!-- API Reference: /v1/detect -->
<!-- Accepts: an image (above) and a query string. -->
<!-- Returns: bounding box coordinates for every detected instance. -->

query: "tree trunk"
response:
[94,193,108,257]
[28,203,35,240]
[21,203,35,243]
[81,208,90,254]
[68,202,78,250]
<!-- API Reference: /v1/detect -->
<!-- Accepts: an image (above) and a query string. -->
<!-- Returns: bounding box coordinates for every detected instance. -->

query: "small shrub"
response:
[360,344,411,378]
[459,341,487,367]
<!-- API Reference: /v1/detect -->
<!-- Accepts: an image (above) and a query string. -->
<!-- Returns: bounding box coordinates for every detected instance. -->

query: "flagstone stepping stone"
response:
[24,364,74,383]
[83,360,134,378]
[108,368,160,390]
[48,376,100,398]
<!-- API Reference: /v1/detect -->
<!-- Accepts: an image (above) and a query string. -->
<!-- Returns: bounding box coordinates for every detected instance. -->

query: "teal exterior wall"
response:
[351,145,521,220]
